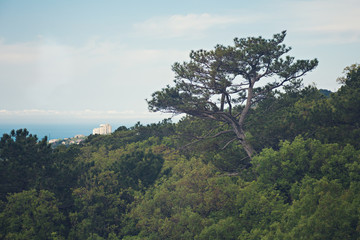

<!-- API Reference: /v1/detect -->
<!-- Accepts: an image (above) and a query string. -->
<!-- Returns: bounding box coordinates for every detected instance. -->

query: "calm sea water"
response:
[0,123,123,140]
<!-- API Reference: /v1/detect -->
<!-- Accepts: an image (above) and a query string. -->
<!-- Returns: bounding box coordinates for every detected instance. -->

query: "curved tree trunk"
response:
[235,128,254,159]
[236,81,255,159]
[241,138,255,159]
[228,118,255,159]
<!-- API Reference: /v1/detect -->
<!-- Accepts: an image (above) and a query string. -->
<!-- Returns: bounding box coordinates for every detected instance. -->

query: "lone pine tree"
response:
[148,31,318,159]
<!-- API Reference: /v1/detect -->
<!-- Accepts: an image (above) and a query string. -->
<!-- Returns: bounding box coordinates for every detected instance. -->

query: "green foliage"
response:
[245,85,331,151]
[273,177,360,239]
[330,64,360,148]
[83,119,175,150]
[69,170,130,240]
[67,137,166,239]
[129,157,238,239]
[253,137,360,201]
[246,66,360,151]
[174,116,250,171]
[50,145,84,207]
[0,129,52,200]
[197,217,240,240]
[1,63,360,239]
[111,150,164,189]
[0,189,65,239]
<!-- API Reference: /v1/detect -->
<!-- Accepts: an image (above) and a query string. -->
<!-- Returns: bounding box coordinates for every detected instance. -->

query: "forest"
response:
[1,33,360,240]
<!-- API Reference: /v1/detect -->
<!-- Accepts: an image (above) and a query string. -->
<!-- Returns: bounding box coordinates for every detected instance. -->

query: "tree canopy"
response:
[148,31,318,158]
[2,42,360,239]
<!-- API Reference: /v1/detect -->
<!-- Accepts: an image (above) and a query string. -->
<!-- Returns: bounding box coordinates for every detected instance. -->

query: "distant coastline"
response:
[0,123,114,140]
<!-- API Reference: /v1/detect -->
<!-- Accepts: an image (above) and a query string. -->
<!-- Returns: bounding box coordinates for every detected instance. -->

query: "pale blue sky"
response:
[0,0,359,124]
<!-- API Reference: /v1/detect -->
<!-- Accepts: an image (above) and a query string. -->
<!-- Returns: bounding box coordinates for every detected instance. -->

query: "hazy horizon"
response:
[0,121,153,140]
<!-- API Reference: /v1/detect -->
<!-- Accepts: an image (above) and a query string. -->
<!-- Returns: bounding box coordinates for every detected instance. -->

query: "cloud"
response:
[0,39,39,64]
[0,37,187,114]
[285,0,360,44]
[0,108,174,124]
[133,13,245,39]
[132,5,360,44]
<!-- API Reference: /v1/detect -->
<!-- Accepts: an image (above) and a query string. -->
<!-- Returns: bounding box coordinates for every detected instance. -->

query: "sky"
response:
[0,0,359,125]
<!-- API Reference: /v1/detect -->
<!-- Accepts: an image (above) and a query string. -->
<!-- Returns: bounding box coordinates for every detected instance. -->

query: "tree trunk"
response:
[241,139,254,159]
[236,130,254,159]
[234,80,255,159]
[229,120,255,159]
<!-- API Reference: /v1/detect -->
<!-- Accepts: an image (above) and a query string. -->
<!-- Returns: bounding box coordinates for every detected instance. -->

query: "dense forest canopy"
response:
[1,33,360,239]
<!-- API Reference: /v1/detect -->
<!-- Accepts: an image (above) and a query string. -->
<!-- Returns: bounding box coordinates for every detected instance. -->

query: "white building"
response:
[48,139,60,144]
[93,124,112,135]
[74,134,85,138]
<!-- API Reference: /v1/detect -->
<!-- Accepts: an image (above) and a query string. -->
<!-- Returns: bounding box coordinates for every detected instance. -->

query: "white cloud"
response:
[0,37,187,115]
[0,108,174,124]
[133,13,246,38]
[0,36,186,117]
[285,0,360,44]
[0,39,39,64]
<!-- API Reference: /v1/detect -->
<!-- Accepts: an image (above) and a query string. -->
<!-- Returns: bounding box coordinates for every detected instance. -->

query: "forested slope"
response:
[1,65,360,239]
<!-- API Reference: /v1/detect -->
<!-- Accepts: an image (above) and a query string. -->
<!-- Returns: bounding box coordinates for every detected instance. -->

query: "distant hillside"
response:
[319,88,332,97]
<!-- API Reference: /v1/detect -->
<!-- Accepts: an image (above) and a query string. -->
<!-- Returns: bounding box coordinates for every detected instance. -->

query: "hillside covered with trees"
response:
[1,33,360,239]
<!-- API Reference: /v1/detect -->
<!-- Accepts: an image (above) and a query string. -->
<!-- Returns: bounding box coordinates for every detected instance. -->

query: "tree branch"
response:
[221,137,237,150]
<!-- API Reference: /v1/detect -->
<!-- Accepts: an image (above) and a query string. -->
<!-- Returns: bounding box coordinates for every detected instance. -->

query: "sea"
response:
[0,123,126,140]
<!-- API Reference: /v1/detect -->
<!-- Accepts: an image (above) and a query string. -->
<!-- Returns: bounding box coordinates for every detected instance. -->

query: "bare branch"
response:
[175,129,234,152]
[225,93,232,115]
[221,137,237,149]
